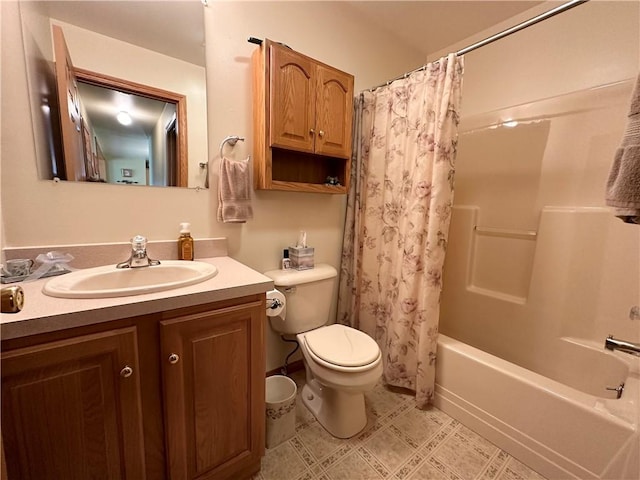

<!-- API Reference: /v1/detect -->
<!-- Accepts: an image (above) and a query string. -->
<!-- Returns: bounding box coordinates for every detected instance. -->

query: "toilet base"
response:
[300,380,367,439]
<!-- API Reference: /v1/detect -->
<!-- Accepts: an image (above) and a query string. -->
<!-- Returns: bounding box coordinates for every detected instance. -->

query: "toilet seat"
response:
[303,324,381,373]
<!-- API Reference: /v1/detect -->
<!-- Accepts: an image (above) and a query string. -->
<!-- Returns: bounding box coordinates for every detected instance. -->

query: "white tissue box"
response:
[289,246,314,270]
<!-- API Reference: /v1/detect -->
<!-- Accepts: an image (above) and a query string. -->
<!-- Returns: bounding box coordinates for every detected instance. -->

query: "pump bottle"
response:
[178,223,194,260]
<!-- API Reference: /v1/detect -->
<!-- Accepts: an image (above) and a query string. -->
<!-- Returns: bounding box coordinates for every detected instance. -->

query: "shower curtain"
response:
[338,53,464,408]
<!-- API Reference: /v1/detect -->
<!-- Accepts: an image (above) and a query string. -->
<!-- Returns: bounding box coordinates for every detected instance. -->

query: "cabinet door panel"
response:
[270,44,316,153]
[192,324,248,471]
[161,300,265,480]
[315,65,354,159]
[1,327,145,480]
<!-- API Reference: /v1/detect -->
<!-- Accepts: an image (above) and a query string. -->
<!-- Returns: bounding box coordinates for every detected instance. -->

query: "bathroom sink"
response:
[42,260,218,299]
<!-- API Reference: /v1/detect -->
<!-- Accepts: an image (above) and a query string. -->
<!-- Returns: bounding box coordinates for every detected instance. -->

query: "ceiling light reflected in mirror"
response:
[116,111,132,126]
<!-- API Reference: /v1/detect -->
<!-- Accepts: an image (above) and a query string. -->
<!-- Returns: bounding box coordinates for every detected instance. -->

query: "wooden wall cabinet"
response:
[252,39,354,194]
[1,295,266,480]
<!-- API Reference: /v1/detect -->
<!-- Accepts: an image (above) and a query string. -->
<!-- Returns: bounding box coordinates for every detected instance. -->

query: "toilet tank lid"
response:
[263,264,337,287]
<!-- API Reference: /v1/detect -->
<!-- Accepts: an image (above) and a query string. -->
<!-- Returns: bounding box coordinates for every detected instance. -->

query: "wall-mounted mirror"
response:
[19,0,208,189]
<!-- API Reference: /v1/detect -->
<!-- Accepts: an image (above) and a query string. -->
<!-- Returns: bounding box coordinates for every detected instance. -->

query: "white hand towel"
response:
[217,156,253,223]
[606,74,640,224]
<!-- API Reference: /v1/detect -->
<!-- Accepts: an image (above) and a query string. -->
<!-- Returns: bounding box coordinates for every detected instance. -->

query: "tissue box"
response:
[289,246,314,270]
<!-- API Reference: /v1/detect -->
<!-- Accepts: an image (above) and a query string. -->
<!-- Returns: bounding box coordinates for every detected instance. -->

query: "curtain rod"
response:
[368,0,589,92]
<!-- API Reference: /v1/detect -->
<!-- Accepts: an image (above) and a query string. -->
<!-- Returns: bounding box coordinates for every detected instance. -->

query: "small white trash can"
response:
[265,375,297,448]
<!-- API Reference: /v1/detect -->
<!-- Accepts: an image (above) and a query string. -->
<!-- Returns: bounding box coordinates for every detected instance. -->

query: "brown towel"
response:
[606,74,640,224]
[217,157,253,223]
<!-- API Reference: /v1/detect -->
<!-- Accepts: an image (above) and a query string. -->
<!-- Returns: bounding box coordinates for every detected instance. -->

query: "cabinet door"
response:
[269,44,316,153]
[161,299,265,480]
[1,327,145,480]
[315,64,354,159]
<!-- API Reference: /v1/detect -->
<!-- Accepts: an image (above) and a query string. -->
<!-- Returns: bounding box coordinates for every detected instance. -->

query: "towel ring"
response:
[219,135,245,158]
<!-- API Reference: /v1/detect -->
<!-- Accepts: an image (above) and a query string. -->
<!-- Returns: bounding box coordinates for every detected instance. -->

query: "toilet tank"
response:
[263,264,337,334]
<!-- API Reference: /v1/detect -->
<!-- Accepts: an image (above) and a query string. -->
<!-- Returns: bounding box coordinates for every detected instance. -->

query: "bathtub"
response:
[434,334,639,480]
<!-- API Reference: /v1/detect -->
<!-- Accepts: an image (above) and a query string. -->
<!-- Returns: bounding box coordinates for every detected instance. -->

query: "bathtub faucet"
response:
[604,335,640,357]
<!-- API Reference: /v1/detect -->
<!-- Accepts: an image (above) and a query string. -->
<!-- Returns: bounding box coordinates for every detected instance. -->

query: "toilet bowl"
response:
[263,264,383,438]
[297,324,383,438]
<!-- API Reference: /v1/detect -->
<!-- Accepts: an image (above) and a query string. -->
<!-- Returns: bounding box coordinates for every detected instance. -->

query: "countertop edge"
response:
[1,256,275,340]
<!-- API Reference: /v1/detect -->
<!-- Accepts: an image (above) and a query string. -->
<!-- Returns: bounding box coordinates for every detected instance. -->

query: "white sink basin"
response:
[42,260,218,299]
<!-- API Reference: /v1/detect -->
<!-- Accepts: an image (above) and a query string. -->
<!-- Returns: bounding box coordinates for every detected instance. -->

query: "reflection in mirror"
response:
[77,78,185,186]
[77,65,189,188]
[19,0,208,189]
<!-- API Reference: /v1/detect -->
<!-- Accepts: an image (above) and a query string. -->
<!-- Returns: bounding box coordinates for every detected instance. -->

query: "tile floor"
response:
[255,372,546,480]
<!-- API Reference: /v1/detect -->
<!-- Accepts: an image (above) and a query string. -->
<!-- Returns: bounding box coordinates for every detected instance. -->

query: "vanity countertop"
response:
[1,256,274,340]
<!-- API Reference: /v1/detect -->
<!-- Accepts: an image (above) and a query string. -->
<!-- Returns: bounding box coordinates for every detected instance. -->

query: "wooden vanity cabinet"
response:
[0,294,266,480]
[253,39,354,193]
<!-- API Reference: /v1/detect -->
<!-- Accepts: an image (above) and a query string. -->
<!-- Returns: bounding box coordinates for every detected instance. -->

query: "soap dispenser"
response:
[178,223,194,260]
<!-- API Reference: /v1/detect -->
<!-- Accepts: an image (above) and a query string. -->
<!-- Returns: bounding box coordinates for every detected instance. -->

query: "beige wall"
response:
[0,1,423,370]
[438,1,640,370]
[5,0,636,373]
[430,1,640,116]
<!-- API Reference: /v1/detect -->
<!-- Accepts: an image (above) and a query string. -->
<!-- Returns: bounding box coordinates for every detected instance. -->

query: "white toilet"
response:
[264,264,383,438]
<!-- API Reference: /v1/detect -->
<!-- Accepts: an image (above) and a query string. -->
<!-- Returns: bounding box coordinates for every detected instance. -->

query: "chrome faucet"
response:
[604,335,640,357]
[116,235,161,269]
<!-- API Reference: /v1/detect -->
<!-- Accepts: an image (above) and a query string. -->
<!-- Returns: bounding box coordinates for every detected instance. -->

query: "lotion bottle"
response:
[281,249,291,270]
[178,223,194,261]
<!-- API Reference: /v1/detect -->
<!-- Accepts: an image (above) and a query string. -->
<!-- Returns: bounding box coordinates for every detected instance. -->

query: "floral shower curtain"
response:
[338,54,464,408]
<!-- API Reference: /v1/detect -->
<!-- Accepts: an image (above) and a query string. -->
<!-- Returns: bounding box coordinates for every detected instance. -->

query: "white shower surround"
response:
[437,75,640,479]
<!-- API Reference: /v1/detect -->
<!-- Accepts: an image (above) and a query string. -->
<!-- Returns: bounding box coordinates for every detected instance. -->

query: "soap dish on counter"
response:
[1,266,71,284]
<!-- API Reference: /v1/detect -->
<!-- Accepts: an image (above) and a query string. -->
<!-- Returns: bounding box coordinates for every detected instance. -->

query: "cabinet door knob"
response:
[120,366,133,378]
[309,128,315,135]
[318,130,325,138]
[168,353,180,364]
